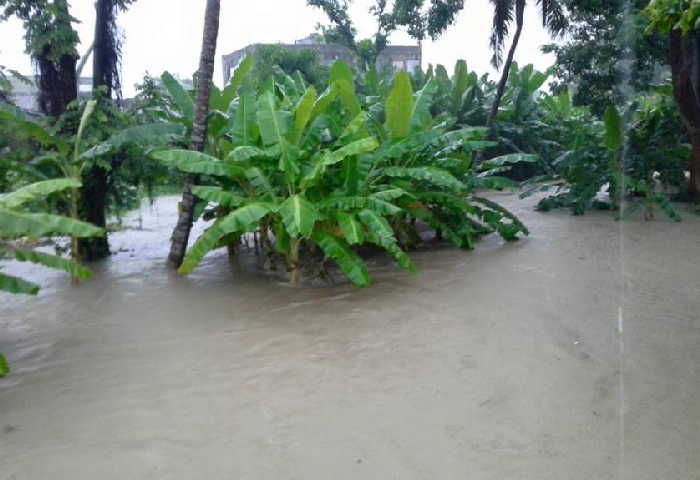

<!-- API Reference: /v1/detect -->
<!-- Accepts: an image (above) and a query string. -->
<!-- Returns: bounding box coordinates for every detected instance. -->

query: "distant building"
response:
[8,76,93,113]
[221,34,422,84]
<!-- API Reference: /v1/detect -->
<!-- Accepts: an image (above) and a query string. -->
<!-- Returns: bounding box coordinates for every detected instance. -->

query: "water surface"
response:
[1,194,698,479]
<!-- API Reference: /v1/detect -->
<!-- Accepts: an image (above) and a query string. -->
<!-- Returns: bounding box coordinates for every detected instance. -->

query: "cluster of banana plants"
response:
[155,60,528,287]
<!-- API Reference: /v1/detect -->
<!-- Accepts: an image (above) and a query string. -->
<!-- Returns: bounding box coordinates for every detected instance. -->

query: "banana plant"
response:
[0,178,104,377]
[155,62,528,286]
[0,179,103,294]
[362,71,530,247]
[154,76,400,286]
[0,101,104,266]
[426,60,487,126]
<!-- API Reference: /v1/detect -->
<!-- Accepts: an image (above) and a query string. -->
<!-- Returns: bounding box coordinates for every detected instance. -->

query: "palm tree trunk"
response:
[486,1,525,132]
[669,30,700,200]
[168,0,221,268]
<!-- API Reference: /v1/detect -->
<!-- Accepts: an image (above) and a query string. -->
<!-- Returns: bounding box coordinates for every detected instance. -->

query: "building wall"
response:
[222,41,421,84]
[376,45,423,74]
[8,76,93,113]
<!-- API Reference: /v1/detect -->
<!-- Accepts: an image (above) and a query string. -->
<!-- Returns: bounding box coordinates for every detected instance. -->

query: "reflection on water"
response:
[1,194,699,479]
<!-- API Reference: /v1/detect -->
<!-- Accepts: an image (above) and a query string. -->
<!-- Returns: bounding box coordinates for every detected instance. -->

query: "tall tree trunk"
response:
[35,0,78,117]
[475,0,525,164]
[669,30,700,200]
[167,0,221,268]
[486,1,525,132]
[36,52,77,117]
[78,0,118,261]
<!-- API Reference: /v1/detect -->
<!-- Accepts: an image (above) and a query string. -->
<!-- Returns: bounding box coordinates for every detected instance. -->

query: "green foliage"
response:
[544,0,668,115]
[0,177,102,295]
[385,72,414,138]
[521,87,688,220]
[644,0,700,34]
[252,45,328,89]
[308,0,464,68]
[0,352,8,377]
[156,61,527,286]
[0,0,79,60]
[488,0,567,68]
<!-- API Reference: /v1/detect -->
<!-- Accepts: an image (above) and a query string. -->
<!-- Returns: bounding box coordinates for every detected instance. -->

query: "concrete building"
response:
[7,76,92,113]
[221,34,422,84]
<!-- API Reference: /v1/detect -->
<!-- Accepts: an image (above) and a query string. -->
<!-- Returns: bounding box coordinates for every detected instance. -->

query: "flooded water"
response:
[1,194,699,479]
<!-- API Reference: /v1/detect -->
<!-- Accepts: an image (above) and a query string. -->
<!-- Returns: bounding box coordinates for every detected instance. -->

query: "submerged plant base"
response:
[230,225,472,288]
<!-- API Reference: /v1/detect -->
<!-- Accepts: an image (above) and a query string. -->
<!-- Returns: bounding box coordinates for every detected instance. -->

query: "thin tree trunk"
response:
[486,2,525,131]
[669,30,700,200]
[168,0,221,268]
[476,1,525,164]
[76,42,95,78]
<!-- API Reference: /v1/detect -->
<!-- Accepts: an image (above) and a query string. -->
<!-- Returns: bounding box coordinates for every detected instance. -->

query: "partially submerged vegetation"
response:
[2,0,700,375]
[154,61,529,286]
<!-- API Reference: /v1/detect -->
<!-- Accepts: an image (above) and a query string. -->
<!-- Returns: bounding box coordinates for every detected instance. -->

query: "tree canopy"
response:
[543,0,667,115]
[308,0,464,68]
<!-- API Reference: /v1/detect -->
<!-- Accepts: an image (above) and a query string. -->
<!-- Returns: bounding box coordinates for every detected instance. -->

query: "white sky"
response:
[0,0,555,97]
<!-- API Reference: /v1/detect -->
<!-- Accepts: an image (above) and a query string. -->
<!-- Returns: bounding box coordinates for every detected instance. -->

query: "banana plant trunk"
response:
[669,30,700,200]
[168,0,221,268]
[288,238,302,285]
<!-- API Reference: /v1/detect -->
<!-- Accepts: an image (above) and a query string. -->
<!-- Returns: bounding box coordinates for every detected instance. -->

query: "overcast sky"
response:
[0,0,555,97]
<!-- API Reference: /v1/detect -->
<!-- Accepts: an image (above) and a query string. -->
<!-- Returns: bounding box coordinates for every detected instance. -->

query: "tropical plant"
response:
[0,178,104,376]
[0,179,102,293]
[522,94,686,220]
[425,60,489,126]
[251,45,328,89]
[1,95,178,256]
[0,352,8,377]
[155,62,529,286]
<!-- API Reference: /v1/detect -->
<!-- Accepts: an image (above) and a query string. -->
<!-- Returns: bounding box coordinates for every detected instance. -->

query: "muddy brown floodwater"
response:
[1,193,699,479]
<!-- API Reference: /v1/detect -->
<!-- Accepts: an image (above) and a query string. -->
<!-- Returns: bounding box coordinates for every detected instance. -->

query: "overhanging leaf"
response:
[386,72,413,139]
[0,272,39,295]
[0,208,104,238]
[383,167,465,191]
[279,195,319,238]
[161,71,194,121]
[13,249,92,279]
[336,212,365,245]
[191,186,246,207]
[0,178,81,209]
[604,106,624,151]
[153,150,244,177]
[312,231,370,287]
